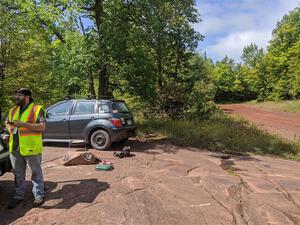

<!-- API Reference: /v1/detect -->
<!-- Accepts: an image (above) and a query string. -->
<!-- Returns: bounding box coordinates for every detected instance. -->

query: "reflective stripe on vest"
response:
[18,105,42,137]
[18,128,41,136]
[26,104,41,123]
[8,106,19,134]
[8,103,44,156]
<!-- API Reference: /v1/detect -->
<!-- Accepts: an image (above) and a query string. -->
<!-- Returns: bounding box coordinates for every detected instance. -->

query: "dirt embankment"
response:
[220,103,300,140]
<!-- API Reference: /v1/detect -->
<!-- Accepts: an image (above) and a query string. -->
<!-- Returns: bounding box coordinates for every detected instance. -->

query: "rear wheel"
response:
[90,130,111,150]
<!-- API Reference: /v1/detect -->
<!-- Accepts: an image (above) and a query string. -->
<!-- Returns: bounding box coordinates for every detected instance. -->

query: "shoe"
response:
[7,198,23,209]
[33,196,45,207]
[113,152,125,158]
[123,146,131,157]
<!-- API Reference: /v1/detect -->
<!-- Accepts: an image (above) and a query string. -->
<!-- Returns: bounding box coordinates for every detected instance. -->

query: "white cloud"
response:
[205,31,271,61]
[195,13,258,36]
[195,0,300,62]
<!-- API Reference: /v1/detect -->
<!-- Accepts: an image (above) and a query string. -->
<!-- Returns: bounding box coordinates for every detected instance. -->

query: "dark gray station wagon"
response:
[43,99,136,150]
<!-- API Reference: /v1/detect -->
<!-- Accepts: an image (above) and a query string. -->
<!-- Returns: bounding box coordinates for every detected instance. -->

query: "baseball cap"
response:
[15,88,34,101]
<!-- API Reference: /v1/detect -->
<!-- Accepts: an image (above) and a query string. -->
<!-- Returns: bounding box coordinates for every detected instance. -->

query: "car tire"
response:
[90,130,111,150]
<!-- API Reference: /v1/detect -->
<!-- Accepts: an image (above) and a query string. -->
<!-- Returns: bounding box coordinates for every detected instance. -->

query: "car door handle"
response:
[90,117,95,120]
[62,119,67,123]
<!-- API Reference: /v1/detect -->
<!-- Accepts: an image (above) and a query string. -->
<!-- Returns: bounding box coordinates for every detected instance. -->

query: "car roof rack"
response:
[63,95,97,101]
[64,96,73,100]
[63,95,124,102]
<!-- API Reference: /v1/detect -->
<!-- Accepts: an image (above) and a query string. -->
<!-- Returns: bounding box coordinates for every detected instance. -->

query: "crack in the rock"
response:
[239,177,254,193]
[277,208,299,225]
[199,183,238,225]
[277,183,300,212]
[187,166,199,174]
[228,178,253,225]
[117,176,129,182]
[83,201,103,209]
[125,187,147,195]
[187,161,253,224]
[254,165,300,213]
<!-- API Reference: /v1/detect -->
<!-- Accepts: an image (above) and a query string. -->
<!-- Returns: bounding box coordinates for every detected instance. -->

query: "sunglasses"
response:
[14,93,25,97]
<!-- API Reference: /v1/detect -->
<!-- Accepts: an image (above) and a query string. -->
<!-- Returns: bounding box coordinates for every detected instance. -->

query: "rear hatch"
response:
[111,101,134,127]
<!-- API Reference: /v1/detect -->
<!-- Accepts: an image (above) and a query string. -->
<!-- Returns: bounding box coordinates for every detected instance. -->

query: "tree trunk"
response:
[87,68,96,99]
[156,46,163,91]
[94,0,102,42]
[94,0,109,98]
[98,65,108,99]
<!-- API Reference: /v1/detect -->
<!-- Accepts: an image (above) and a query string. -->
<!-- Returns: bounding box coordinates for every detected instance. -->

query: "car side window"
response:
[99,104,110,113]
[48,102,73,116]
[112,102,129,113]
[74,101,96,115]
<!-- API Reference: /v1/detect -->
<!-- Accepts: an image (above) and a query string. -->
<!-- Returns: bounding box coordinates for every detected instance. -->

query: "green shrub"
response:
[137,114,300,160]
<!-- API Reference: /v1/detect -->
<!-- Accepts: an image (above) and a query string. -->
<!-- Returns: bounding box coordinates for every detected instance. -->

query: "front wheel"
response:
[90,130,111,150]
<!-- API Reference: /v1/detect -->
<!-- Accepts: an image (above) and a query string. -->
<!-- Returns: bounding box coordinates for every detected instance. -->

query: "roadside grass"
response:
[136,114,300,160]
[247,100,300,114]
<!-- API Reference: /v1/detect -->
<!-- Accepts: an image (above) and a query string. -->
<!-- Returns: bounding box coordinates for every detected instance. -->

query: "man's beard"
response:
[15,98,25,106]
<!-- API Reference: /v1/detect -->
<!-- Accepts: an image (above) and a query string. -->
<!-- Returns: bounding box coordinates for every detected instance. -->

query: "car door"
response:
[69,101,97,139]
[44,101,74,140]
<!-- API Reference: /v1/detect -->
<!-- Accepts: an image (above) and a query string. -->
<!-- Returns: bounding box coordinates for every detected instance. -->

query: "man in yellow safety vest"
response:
[5,88,46,209]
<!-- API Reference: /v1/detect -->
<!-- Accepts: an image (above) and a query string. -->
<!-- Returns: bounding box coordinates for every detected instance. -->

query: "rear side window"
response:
[74,101,96,115]
[99,104,110,113]
[48,102,73,116]
[112,102,129,113]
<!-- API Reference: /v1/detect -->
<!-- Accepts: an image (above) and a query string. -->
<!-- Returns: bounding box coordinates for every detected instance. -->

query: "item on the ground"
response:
[113,146,135,158]
[95,160,113,171]
[63,151,99,166]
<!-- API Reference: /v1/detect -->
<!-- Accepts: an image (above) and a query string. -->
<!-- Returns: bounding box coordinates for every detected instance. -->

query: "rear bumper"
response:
[110,126,136,142]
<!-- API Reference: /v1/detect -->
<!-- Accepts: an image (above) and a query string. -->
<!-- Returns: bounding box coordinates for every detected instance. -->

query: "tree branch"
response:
[109,82,124,93]
[35,15,65,43]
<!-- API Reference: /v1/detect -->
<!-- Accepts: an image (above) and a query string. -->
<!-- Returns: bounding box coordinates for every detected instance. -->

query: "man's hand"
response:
[11,120,28,128]
[12,120,46,132]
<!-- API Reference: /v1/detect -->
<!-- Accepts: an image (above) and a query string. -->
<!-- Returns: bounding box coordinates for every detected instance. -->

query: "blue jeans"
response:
[10,150,45,200]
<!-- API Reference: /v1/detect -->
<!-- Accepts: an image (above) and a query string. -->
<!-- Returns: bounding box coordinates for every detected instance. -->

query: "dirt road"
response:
[1,140,300,225]
[220,104,300,141]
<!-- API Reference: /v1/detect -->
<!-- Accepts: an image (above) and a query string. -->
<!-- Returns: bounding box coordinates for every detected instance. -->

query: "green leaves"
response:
[242,43,264,68]
[260,7,300,100]
[214,7,300,102]
[0,0,218,120]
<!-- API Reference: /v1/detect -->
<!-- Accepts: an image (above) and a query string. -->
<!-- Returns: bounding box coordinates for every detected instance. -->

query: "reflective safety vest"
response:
[8,102,44,156]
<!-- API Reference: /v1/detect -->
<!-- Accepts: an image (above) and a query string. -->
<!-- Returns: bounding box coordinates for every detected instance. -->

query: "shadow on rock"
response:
[0,180,46,225]
[107,139,167,152]
[0,179,109,225]
[42,179,109,209]
[45,137,175,155]
[208,154,262,172]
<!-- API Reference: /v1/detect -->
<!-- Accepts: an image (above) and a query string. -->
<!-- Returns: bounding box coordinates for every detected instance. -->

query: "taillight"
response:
[110,118,122,128]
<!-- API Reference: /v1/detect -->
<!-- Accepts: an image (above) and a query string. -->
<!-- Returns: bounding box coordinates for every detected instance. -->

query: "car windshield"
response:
[112,102,129,113]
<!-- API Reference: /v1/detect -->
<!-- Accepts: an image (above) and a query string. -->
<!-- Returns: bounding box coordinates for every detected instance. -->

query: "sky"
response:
[194,0,300,62]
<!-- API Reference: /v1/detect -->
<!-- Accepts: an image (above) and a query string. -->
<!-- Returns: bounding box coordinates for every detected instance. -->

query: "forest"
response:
[0,0,300,120]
